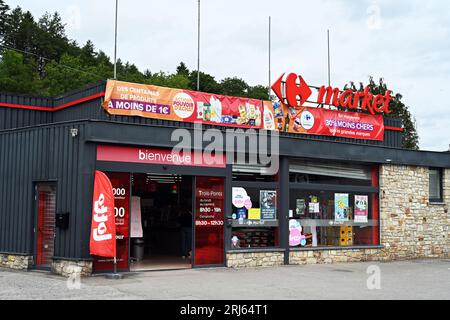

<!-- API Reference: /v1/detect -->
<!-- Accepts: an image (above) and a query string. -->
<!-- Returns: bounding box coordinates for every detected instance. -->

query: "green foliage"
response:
[220,77,249,97]
[0,49,40,93]
[188,71,222,94]
[247,85,269,100]
[345,77,419,150]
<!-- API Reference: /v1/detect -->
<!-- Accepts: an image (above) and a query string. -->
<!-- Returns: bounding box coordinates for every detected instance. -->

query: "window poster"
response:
[296,199,306,216]
[334,193,349,222]
[260,190,277,220]
[248,208,261,220]
[309,202,320,214]
[232,187,248,208]
[354,195,369,223]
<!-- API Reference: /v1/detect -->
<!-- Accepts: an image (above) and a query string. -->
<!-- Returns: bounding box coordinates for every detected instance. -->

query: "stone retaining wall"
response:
[51,259,93,277]
[227,252,284,268]
[0,254,33,270]
[289,248,383,265]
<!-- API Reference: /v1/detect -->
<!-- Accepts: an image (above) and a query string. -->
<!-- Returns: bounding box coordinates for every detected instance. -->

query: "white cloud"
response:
[6,0,450,151]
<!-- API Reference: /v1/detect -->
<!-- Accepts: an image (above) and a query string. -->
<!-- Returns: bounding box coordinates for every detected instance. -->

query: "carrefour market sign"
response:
[271,73,393,115]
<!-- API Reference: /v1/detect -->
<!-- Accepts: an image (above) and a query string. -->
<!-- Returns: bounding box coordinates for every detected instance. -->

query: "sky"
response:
[7,0,450,151]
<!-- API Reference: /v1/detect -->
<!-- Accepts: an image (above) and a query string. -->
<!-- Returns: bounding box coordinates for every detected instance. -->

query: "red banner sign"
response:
[97,145,226,168]
[93,172,130,272]
[90,171,116,258]
[280,105,384,141]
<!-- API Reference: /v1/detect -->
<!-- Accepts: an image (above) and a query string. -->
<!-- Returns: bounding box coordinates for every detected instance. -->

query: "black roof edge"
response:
[0,80,107,107]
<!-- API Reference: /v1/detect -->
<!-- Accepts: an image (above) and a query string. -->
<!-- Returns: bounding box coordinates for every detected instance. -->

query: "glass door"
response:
[194,177,225,266]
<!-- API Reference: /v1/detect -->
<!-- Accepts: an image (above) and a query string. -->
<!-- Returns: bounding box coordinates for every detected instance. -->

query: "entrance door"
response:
[194,177,225,266]
[35,184,56,268]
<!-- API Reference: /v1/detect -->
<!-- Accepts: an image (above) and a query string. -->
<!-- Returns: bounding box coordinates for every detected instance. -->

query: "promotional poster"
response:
[334,193,350,222]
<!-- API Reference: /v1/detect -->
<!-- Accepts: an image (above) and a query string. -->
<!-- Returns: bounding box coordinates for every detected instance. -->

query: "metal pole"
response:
[197,0,201,91]
[268,16,271,98]
[113,0,118,79]
[327,29,331,87]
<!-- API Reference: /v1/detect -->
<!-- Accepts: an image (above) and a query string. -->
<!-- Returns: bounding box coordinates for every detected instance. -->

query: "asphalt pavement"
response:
[0,259,449,300]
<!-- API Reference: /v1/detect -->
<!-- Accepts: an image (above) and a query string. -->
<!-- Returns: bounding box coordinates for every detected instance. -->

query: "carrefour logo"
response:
[300,111,315,130]
[172,92,195,119]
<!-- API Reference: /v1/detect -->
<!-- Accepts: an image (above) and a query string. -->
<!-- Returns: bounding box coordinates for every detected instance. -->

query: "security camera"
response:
[70,128,78,138]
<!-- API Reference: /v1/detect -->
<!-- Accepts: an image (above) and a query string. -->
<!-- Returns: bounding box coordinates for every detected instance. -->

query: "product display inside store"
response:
[288,190,378,247]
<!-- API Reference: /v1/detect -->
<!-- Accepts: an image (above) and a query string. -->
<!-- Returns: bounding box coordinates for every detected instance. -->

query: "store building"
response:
[0,78,449,277]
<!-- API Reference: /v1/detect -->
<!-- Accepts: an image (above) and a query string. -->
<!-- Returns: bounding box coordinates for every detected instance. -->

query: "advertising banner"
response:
[90,171,116,258]
[354,195,369,223]
[278,104,385,141]
[334,193,350,222]
[103,80,274,130]
[92,172,130,271]
[103,80,385,141]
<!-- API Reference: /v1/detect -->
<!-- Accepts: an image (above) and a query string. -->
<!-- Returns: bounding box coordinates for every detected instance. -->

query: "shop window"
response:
[231,187,279,248]
[288,190,378,248]
[231,164,279,249]
[288,159,379,249]
[429,168,443,202]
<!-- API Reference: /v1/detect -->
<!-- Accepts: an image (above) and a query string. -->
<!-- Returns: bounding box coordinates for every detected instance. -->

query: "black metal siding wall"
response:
[0,93,53,130]
[0,123,96,258]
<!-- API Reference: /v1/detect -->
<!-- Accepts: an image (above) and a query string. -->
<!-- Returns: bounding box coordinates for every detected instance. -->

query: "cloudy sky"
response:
[8,0,450,151]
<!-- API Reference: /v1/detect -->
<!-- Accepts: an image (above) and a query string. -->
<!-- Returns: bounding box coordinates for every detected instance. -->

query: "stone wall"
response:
[51,259,93,277]
[0,254,33,270]
[379,165,449,260]
[289,248,383,265]
[227,251,284,268]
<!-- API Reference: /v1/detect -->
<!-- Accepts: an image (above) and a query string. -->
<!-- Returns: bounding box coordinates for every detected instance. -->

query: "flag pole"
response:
[113,0,118,80]
[196,0,201,91]
[327,29,331,87]
[268,16,271,98]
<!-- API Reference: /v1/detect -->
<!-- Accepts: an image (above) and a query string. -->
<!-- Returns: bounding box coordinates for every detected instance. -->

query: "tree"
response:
[43,53,112,96]
[220,77,249,97]
[188,71,221,94]
[80,40,97,66]
[345,77,419,150]
[0,49,40,94]
[176,62,189,77]
[247,85,269,100]
[0,0,9,43]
